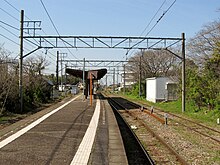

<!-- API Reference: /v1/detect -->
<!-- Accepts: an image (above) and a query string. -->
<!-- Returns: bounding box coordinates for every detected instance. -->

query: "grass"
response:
[0,92,70,125]
[116,92,220,127]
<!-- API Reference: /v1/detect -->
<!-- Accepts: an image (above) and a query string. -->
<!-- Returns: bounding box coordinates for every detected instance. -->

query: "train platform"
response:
[0,94,128,165]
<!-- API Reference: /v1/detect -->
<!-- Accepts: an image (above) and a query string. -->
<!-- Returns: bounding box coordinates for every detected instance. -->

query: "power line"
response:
[0,33,19,46]
[3,0,58,47]
[0,6,19,21]
[0,24,18,38]
[145,0,177,37]
[1,2,56,71]
[39,0,80,61]
[0,20,19,31]
[0,24,56,62]
[125,0,177,59]
[39,0,60,35]
[140,0,167,36]
[3,0,20,13]
[3,0,31,21]
[123,0,166,59]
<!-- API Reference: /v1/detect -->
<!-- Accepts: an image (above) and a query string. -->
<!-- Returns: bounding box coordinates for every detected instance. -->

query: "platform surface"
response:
[0,94,128,165]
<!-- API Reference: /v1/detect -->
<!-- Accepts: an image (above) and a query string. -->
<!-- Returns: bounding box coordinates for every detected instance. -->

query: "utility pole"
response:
[60,54,63,91]
[65,64,67,94]
[19,10,24,113]
[56,51,59,89]
[113,68,115,92]
[139,52,142,97]
[123,64,125,95]
[90,73,93,106]
[182,33,186,112]
[117,66,119,85]
[83,58,85,99]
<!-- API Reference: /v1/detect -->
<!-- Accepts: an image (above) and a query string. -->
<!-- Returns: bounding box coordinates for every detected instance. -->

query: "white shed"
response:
[146,77,177,103]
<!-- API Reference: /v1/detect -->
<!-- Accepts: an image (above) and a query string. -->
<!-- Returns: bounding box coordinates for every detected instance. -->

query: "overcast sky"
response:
[0,0,219,76]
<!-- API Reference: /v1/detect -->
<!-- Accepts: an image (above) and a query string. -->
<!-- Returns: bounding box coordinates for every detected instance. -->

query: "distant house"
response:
[119,71,136,91]
[146,77,177,103]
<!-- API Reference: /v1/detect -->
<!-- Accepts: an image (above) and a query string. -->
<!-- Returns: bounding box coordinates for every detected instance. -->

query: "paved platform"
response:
[0,94,128,165]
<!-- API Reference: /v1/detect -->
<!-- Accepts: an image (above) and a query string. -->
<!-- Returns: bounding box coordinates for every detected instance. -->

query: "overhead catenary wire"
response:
[39,0,60,36]
[0,6,20,22]
[0,33,19,46]
[0,4,41,47]
[1,1,47,48]
[123,0,166,59]
[3,0,31,21]
[145,0,177,37]
[39,0,81,62]
[0,1,57,63]
[140,0,167,37]
[0,22,56,61]
[125,0,177,59]
[0,20,20,31]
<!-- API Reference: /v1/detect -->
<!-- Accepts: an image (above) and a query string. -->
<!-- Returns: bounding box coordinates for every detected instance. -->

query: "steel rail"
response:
[107,96,155,165]
[108,96,189,165]
[120,96,220,144]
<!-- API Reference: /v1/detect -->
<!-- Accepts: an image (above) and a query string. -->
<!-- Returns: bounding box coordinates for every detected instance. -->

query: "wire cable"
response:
[39,0,60,36]
[0,33,19,46]
[0,20,19,31]
[3,0,31,20]
[125,0,177,59]
[1,1,57,64]
[0,6,20,21]
[145,0,177,37]
[39,0,82,64]
[123,0,166,59]
[140,0,167,36]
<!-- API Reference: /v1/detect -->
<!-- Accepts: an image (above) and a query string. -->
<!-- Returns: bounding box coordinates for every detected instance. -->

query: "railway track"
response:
[113,95,220,144]
[136,102,220,144]
[107,96,188,165]
[106,96,155,165]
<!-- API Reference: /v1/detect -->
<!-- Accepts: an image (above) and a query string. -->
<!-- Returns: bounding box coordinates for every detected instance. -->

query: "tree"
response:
[23,55,52,106]
[188,20,220,65]
[0,45,19,113]
[24,55,50,76]
[127,49,178,80]
[187,20,220,110]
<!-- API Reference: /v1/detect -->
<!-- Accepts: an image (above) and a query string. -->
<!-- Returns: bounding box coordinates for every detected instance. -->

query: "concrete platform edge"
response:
[104,100,128,165]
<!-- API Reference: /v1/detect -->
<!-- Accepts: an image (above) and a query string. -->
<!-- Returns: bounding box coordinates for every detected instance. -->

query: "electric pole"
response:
[56,51,59,89]
[113,68,115,92]
[139,53,142,97]
[19,10,24,113]
[182,33,186,112]
[123,64,125,95]
[83,58,85,99]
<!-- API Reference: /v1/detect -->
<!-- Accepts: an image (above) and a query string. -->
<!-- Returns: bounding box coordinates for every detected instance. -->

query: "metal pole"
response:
[139,53,142,97]
[83,58,85,99]
[65,64,67,94]
[56,51,59,89]
[123,64,125,95]
[19,10,24,113]
[61,54,63,92]
[117,66,119,85]
[182,33,186,112]
[113,68,115,92]
[90,73,92,106]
